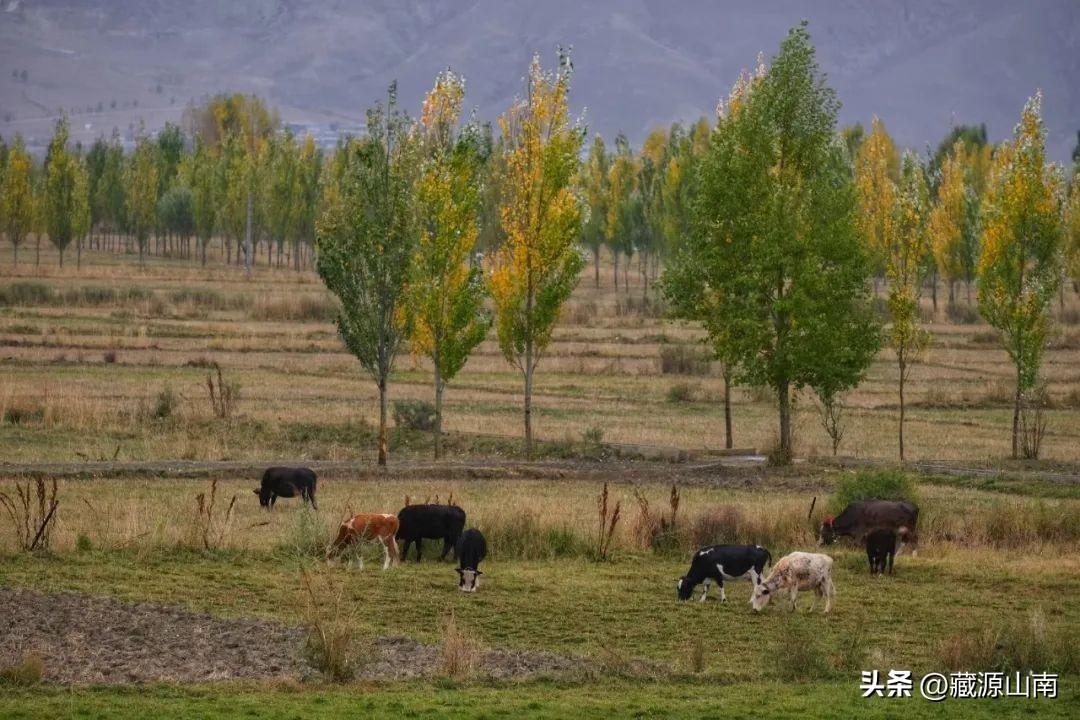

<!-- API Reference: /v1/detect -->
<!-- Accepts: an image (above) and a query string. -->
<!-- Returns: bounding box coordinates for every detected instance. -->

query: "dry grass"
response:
[437,612,481,680]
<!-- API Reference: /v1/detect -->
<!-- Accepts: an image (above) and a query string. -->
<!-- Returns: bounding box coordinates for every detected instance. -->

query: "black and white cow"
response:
[253,466,317,509]
[396,504,466,562]
[455,528,488,592]
[676,544,772,602]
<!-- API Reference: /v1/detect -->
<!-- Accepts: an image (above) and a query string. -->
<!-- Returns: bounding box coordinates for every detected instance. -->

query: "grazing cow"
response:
[819,500,918,554]
[326,513,399,570]
[676,544,772,602]
[751,552,835,613]
[865,527,897,575]
[396,504,466,562]
[455,529,488,592]
[253,466,317,510]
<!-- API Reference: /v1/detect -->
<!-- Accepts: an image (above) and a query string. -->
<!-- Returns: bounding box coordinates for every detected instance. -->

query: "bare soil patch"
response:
[0,587,582,684]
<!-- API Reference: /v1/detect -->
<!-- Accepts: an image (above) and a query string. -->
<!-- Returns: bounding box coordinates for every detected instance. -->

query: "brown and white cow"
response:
[750,552,835,614]
[326,513,400,570]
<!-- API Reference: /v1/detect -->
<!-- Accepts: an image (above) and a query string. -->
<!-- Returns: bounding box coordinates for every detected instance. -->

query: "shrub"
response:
[829,469,919,515]
[3,404,44,426]
[103,350,118,364]
[582,426,604,444]
[153,386,178,420]
[76,534,94,552]
[393,400,436,431]
[946,302,981,324]
[205,363,240,420]
[658,345,711,375]
[0,654,44,685]
[0,281,54,306]
[666,382,696,403]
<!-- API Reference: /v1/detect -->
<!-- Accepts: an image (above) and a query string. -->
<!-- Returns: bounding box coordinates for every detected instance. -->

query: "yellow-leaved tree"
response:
[405,70,491,459]
[855,117,900,291]
[978,92,1064,459]
[929,142,968,305]
[489,50,584,456]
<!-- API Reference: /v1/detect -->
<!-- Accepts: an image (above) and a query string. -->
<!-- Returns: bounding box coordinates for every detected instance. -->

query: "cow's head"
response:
[675,576,695,601]
[750,581,774,611]
[253,487,272,508]
[818,516,836,545]
[457,567,482,592]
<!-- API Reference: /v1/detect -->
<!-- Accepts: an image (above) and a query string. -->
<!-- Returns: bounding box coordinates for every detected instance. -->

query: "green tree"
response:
[266,129,301,267]
[488,51,585,456]
[182,137,219,265]
[977,93,1064,459]
[1,135,35,267]
[888,152,931,461]
[96,132,127,244]
[1066,173,1080,293]
[405,70,492,459]
[42,117,90,267]
[315,84,420,466]
[664,23,880,463]
[579,134,609,287]
[125,133,159,265]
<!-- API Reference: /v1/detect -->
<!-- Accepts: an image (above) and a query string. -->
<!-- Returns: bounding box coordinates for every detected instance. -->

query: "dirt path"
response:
[0,587,582,684]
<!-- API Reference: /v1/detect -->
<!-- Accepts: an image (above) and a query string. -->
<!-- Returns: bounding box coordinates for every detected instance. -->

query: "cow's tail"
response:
[765,548,773,568]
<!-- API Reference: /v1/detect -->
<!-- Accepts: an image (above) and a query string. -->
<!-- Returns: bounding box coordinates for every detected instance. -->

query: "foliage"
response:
[1,135,35,266]
[829,469,919,514]
[488,50,585,455]
[855,117,900,279]
[125,133,159,263]
[42,117,90,266]
[393,400,437,432]
[977,93,1064,458]
[663,22,880,463]
[316,84,420,465]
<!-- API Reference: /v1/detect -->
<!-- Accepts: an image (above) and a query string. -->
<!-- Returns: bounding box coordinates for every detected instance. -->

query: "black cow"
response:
[396,504,466,562]
[819,500,919,553]
[455,528,488,592]
[253,466,317,509]
[865,527,897,575]
[676,544,772,602]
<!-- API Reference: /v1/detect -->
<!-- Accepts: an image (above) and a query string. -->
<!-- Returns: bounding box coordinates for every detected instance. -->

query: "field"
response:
[2,244,1079,717]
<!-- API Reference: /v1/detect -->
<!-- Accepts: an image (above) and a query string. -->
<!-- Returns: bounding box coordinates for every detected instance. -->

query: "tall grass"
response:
[939,609,1079,673]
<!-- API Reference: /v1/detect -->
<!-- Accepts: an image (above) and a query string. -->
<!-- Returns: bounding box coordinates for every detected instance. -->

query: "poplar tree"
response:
[579,135,609,287]
[489,51,584,456]
[978,93,1064,458]
[316,84,420,466]
[125,134,159,265]
[42,117,89,267]
[665,23,879,463]
[2,136,34,267]
[855,117,900,290]
[405,70,492,458]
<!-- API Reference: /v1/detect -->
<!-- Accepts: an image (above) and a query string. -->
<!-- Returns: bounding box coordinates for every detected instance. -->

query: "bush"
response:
[153,386,178,420]
[3,404,44,425]
[103,350,118,364]
[659,345,711,375]
[582,426,604,444]
[393,400,437,431]
[829,469,919,514]
[666,382,696,403]
[946,302,981,324]
[0,654,44,685]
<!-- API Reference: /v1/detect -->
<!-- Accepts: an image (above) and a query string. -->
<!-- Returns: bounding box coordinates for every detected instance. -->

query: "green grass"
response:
[1,678,1076,719]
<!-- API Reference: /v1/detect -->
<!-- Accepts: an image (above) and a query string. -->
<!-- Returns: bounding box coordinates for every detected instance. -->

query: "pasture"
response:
[2,247,1079,717]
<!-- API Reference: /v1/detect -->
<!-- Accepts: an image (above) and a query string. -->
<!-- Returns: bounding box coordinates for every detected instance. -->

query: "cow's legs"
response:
[439,536,453,561]
[698,578,711,602]
[270,494,277,509]
[718,580,727,603]
[789,588,798,612]
[400,538,412,562]
[822,579,834,613]
[380,538,391,570]
[386,536,399,568]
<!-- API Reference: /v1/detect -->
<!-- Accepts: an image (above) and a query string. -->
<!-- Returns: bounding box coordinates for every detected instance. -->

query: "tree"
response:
[42,117,90,267]
[294,134,322,270]
[405,70,492,459]
[1066,173,1080,292]
[854,117,899,290]
[1,135,34,267]
[977,93,1064,459]
[266,130,302,267]
[488,51,585,456]
[125,133,159,265]
[665,23,880,463]
[158,184,195,252]
[316,84,420,466]
[841,122,865,165]
[579,135,609,287]
[606,133,643,292]
[96,132,127,245]
[888,153,931,461]
[183,138,219,265]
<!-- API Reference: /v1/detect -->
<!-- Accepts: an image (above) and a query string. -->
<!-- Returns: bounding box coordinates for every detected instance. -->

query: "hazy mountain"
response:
[1,0,1078,161]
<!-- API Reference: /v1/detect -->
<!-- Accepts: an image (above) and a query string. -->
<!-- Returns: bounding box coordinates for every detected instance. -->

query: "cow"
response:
[396,504,466,562]
[819,500,918,555]
[865,527,896,575]
[253,466,317,510]
[751,552,835,613]
[326,513,399,570]
[455,529,488,592]
[676,544,772,602]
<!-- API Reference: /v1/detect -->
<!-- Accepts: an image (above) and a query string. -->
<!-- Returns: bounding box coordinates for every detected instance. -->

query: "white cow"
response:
[750,552,835,613]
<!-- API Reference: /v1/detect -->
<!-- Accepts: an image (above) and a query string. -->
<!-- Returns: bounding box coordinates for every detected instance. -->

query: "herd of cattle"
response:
[256,467,920,605]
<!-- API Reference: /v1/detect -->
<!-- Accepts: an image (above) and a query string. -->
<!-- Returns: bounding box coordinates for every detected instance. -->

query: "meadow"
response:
[1,245,1079,717]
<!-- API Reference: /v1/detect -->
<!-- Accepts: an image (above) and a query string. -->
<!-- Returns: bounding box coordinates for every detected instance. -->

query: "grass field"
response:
[1,247,1078,717]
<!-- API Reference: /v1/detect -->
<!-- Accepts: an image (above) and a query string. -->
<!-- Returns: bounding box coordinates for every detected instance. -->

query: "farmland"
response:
[1,246,1079,717]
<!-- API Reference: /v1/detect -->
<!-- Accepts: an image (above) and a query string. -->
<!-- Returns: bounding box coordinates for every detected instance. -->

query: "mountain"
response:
[1,0,1077,161]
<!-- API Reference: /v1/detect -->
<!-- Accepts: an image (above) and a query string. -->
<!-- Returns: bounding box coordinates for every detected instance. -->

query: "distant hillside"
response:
[1,0,1077,160]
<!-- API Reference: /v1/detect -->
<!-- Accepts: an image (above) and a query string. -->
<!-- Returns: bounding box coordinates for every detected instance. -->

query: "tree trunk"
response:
[930,269,938,313]
[378,375,389,467]
[898,351,906,462]
[201,239,208,266]
[434,362,444,460]
[948,279,955,307]
[524,347,534,458]
[777,379,791,463]
[723,365,733,450]
[612,252,619,290]
[58,246,64,268]
[623,254,629,293]
[35,234,40,270]
[1012,367,1022,460]
[244,191,253,275]
[593,247,600,288]
[12,242,18,267]
[77,235,82,270]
